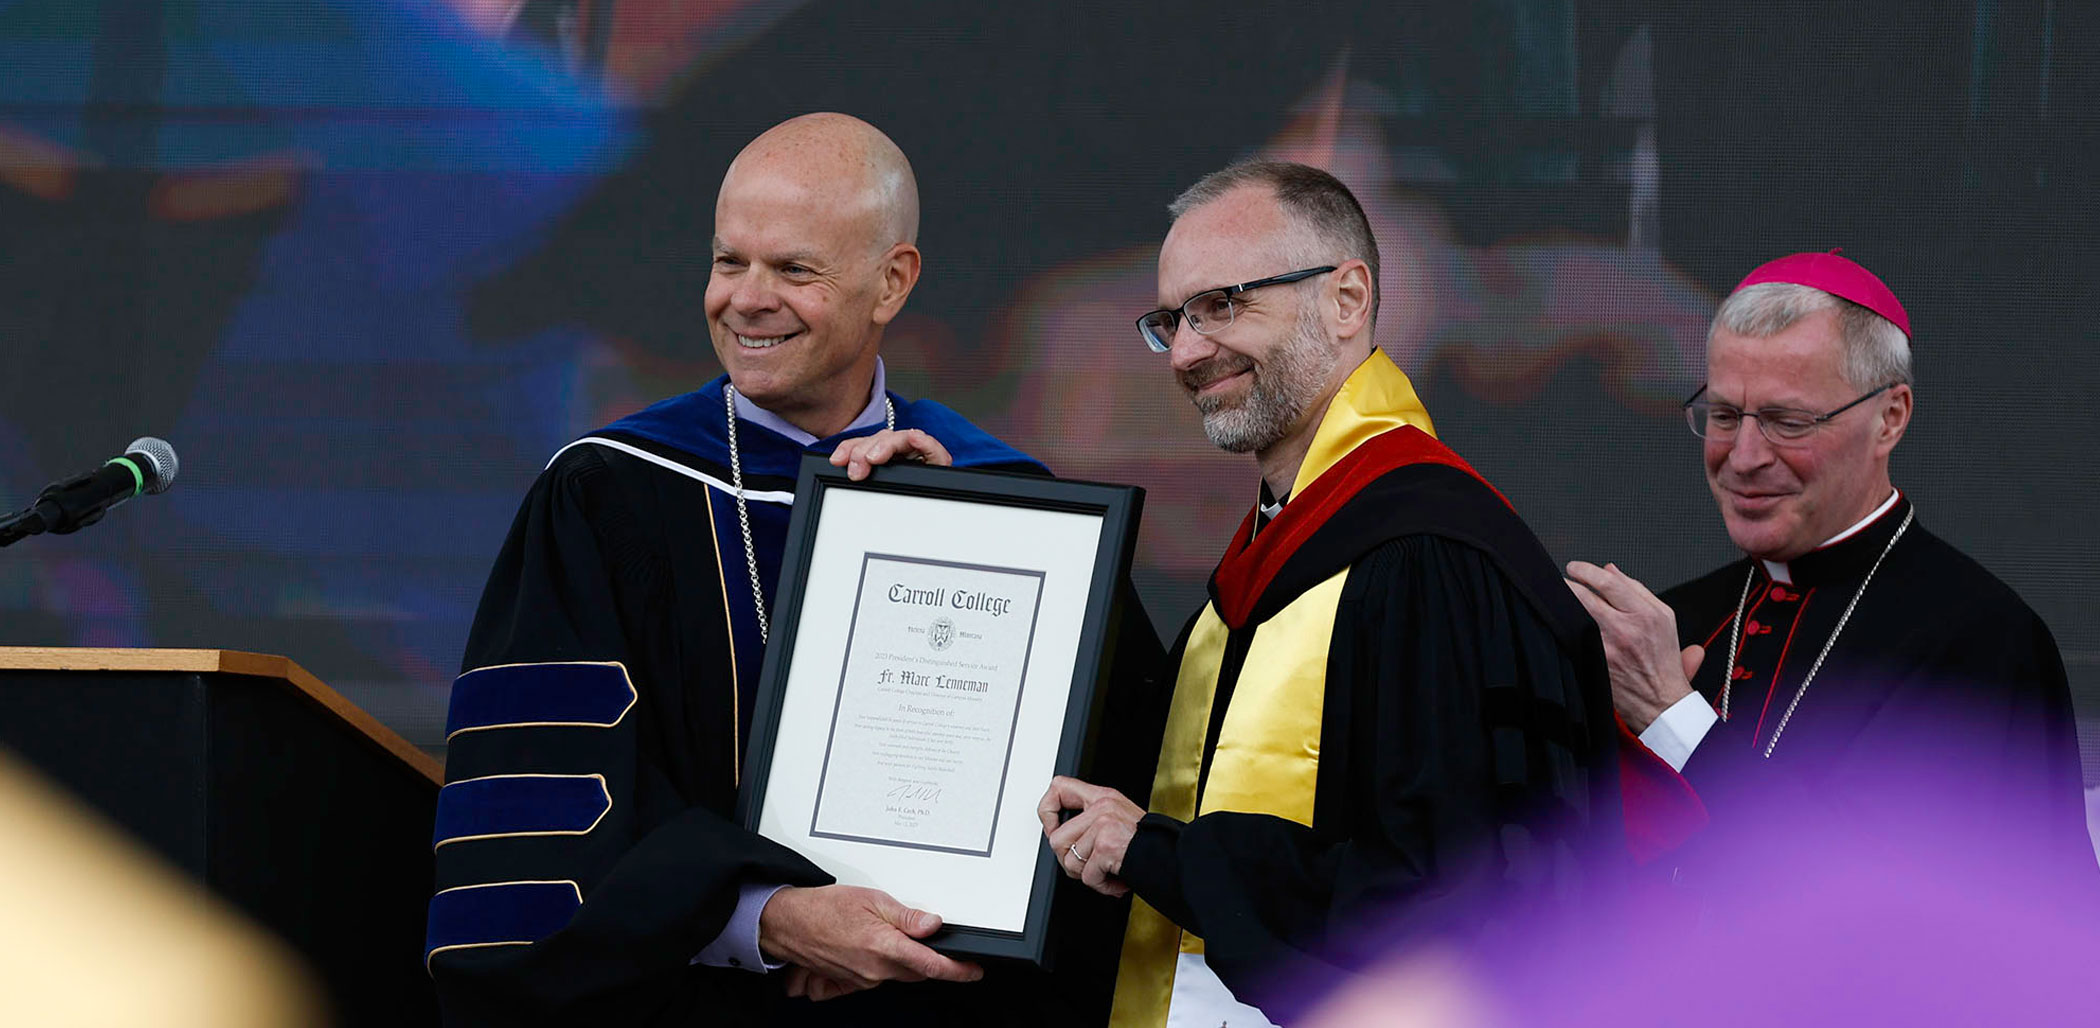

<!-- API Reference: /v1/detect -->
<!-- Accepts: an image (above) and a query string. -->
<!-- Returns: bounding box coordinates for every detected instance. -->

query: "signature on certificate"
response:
[885,782,945,804]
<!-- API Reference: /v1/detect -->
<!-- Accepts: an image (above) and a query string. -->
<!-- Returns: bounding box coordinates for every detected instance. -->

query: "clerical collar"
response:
[1255,479,1288,533]
[1760,489,1905,585]
[731,358,889,445]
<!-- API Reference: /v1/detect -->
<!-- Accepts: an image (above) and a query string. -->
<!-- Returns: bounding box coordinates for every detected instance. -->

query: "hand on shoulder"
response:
[1565,560,1705,733]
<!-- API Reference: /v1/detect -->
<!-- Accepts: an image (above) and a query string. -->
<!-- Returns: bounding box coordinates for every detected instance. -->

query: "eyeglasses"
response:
[1683,383,1894,446]
[1135,266,1337,353]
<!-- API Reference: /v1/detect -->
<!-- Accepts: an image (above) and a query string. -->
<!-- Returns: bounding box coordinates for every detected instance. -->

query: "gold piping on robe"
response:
[444,661,639,741]
[431,774,613,850]
[702,487,743,785]
[423,880,584,970]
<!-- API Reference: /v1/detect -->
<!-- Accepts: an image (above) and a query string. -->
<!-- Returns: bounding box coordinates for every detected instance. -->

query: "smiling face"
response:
[1156,185,1352,455]
[704,115,919,438]
[1703,308,1910,561]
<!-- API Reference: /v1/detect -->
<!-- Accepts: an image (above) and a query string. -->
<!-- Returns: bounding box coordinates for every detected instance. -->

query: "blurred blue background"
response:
[1,1,2092,807]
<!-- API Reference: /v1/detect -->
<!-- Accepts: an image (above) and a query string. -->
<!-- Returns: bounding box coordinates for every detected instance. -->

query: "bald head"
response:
[722,112,918,252]
[705,114,926,439]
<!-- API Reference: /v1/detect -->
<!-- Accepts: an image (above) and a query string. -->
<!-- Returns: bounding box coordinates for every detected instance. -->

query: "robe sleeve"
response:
[426,447,831,1027]
[1117,535,1617,1018]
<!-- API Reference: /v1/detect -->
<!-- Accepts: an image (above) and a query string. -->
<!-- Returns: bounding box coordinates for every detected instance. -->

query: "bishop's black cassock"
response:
[1655,493,2091,889]
[424,376,1164,1026]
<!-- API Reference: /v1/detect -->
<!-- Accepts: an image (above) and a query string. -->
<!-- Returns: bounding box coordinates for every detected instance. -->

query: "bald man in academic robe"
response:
[426,114,1162,1027]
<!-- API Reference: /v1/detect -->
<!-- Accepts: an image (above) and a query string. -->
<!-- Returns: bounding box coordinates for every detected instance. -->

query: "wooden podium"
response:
[0,648,442,1026]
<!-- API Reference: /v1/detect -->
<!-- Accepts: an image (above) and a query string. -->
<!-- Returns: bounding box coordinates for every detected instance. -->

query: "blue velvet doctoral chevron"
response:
[425,881,583,960]
[432,774,611,849]
[445,662,637,739]
[589,378,1049,748]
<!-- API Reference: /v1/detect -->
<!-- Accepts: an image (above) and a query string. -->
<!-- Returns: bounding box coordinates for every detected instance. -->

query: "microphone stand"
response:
[0,507,46,547]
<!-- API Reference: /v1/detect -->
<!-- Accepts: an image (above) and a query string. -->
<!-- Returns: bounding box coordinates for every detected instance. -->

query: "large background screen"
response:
[1,1,2092,794]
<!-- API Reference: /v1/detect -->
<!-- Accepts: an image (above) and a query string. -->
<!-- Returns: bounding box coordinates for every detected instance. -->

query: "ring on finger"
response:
[1068,843,1088,863]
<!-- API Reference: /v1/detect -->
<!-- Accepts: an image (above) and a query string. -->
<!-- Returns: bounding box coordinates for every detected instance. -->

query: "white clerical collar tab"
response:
[1817,488,1902,550]
[1753,489,1900,581]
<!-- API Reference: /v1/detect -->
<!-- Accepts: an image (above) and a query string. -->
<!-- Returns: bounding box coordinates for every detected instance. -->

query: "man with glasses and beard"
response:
[1037,161,1625,1027]
[1565,252,2091,895]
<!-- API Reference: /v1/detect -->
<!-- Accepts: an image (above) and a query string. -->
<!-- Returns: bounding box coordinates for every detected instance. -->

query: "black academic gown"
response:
[1115,432,1625,1023]
[1660,494,2091,891]
[427,377,1166,1027]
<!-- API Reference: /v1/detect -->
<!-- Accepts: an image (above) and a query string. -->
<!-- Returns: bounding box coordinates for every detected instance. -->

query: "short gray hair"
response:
[1712,282,1913,389]
[1168,160,1379,328]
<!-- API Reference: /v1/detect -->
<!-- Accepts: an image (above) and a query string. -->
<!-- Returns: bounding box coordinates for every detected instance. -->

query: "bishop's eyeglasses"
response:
[1683,383,1894,446]
[1136,265,1336,353]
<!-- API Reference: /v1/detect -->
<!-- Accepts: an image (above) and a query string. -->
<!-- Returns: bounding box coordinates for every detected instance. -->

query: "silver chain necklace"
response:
[724,384,893,643]
[1716,507,1913,758]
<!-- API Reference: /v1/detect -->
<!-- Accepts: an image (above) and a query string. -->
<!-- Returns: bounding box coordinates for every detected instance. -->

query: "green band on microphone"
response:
[105,457,145,498]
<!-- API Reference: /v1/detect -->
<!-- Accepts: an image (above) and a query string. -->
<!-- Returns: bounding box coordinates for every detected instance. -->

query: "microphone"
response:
[0,438,180,547]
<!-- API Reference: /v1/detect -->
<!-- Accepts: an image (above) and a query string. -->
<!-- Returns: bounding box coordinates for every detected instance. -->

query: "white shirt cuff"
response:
[691,883,788,973]
[1638,692,1719,773]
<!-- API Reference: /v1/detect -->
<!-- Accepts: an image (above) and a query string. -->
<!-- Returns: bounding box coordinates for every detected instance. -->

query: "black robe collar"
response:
[1767,492,1914,588]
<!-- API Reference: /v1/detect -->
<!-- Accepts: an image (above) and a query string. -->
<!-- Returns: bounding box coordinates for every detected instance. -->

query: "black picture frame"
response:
[735,454,1143,966]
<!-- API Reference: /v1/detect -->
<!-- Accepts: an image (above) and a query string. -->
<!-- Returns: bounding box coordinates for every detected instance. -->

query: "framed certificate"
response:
[737,454,1142,965]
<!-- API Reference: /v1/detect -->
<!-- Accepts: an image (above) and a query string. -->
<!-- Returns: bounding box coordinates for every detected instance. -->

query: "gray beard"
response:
[1192,304,1331,453]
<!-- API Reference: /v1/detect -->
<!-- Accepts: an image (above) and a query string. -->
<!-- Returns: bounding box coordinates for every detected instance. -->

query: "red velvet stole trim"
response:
[1205,424,1709,863]
[1209,426,1504,630]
